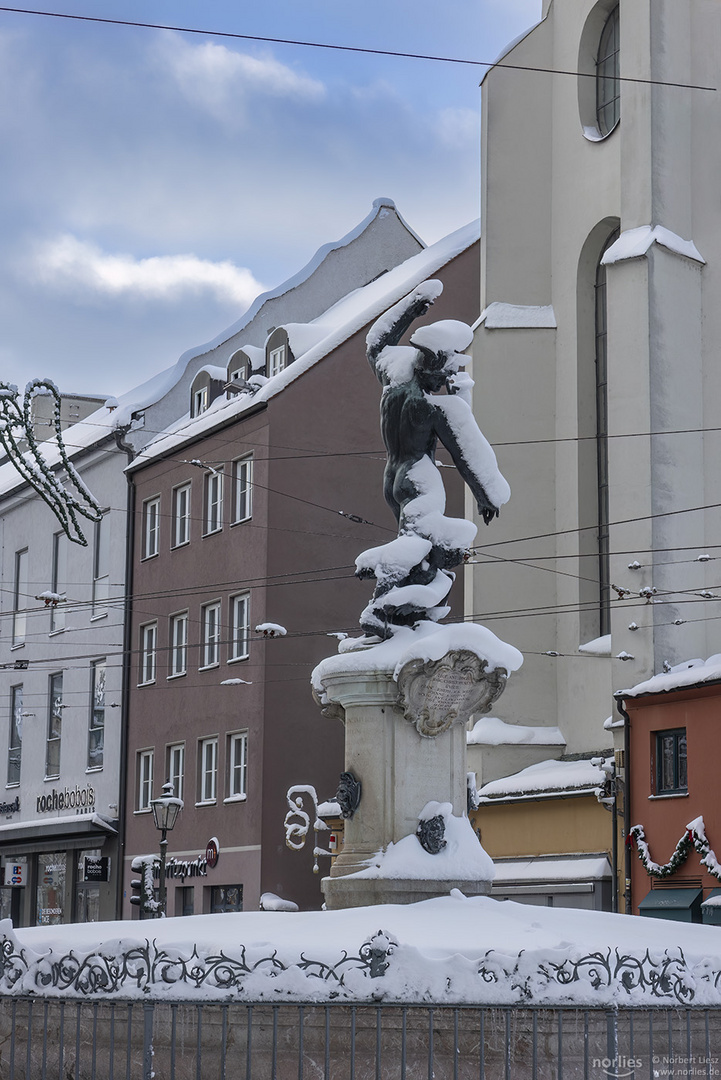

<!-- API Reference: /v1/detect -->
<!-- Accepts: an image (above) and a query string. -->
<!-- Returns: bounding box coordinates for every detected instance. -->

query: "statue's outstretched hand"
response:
[480,504,499,525]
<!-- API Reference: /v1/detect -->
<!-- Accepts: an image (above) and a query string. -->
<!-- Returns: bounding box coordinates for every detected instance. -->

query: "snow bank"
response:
[349,805,494,883]
[5,892,721,1006]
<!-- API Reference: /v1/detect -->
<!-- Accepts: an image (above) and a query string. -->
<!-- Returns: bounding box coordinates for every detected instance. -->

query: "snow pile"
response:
[4,892,721,1005]
[259,893,299,913]
[349,803,494,882]
[477,757,609,802]
[578,634,612,656]
[467,716,565,747]
[618,653,721,698]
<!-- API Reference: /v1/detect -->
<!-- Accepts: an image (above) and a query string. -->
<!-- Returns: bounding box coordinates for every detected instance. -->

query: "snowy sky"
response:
[0,0,542,398]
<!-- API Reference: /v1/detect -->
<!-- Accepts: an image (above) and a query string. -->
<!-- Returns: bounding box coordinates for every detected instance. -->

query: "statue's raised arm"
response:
[366,280,444,379]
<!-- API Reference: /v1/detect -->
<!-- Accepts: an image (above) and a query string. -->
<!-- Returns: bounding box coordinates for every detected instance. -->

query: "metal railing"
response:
[0,999,719,1080]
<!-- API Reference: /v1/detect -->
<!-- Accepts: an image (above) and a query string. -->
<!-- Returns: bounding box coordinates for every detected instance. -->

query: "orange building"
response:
[617,663,721,924]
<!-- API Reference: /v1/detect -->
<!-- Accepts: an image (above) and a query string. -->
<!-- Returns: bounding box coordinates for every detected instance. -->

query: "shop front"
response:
[0,810,119,927]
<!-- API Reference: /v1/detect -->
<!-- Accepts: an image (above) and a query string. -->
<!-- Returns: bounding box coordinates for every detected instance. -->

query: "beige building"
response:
[467,0,719,908]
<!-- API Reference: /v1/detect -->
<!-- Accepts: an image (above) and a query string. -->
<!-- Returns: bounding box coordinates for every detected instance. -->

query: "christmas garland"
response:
[628,816,721,881]
[0,379,102,545]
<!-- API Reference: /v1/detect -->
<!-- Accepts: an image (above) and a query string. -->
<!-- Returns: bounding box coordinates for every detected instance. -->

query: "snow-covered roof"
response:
[195,365,227,382]
[492,855,611,884]
[617,654,721,699]
[129,220,480,471]
[481,16,546,85]
[467,716,565,747]
[477,757,609,803]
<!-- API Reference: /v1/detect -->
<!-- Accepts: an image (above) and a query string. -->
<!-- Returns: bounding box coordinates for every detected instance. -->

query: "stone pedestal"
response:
[316,649,507,909]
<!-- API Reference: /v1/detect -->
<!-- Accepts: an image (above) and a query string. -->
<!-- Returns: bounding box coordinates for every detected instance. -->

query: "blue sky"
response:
[0,0,541,397]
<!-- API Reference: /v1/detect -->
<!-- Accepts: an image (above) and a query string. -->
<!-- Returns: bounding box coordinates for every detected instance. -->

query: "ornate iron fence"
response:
[0,999,719,1080]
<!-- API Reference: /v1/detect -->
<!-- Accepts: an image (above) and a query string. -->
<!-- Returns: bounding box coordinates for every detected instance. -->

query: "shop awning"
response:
[702,889,721,925]
[639,888,703,923]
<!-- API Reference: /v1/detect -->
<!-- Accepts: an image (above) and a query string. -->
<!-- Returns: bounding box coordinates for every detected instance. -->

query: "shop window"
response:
[12,549,28,646]
[201,602,221,668]
[167,742,185,803]
[7,685,22,786]
[227,731,248,800]
[169,612,188,677]
[203,470,224,534]
[139,623,157,685]
[172,483,191,548]
[45,672,63,779]
[92,513,110,615]
[198,736,218,804]
[176,885,194,917]
[36,852,66,925]
[229,594,250,662]
[137,749,154,811]
[51,531,67,632]
[656,729,687,795]
[210,884,243,913]
[231,455,253,523]
[76,848,102,923]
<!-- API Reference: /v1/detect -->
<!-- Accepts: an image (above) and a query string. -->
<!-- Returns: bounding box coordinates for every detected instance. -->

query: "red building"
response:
[121,227,480,915]
[618,660,721,924]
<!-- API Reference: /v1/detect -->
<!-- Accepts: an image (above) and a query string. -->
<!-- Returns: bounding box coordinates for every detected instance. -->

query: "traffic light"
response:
[129,878,145,909]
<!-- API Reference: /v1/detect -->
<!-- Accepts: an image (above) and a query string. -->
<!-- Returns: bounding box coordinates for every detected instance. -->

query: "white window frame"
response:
[51,531,67,632]
[226,731,248,801]
[169,611,188,677]
[198,736,218,804]
[193,385,208,416]
[142,497,161,559]
[7,684,22,787]
[137,749,154,811]
[269,345,286,377]
[167,742,185,803]
[172,483,191,548]
[231,455,253,524]
[45,672,63,779]
[203,471,224,535]
[139,623,157,685]
[200,602,221,669]
[229,593,250,662]
[12,548,28,646]
[87,659,106,771]
[92,513,110,616]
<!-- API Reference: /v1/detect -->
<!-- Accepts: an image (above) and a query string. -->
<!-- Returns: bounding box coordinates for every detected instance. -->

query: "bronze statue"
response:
[357,280,509,639]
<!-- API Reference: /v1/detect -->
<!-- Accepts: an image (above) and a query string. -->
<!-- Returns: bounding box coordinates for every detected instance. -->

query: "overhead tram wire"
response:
[0,6,714,91]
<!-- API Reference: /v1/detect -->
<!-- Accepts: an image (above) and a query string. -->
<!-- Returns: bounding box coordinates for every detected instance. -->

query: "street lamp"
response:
[150,781,183,917]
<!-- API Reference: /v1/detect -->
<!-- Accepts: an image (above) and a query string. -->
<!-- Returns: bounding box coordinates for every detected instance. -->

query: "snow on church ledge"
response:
[601,226,705,266]
[474,303,557,330]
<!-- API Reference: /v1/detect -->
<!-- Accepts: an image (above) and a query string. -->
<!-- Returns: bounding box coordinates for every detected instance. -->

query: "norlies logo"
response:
[36,785,95,814]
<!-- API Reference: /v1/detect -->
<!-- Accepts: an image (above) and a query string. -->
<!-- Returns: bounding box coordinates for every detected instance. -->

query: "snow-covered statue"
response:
[356,280,510,639]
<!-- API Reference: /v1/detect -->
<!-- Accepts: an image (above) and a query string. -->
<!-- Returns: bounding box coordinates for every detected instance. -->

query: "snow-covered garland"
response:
[628,816,721,880]
[0,379,102,546]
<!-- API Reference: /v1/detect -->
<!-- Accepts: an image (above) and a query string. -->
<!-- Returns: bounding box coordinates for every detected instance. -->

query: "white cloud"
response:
[154,33,326,120]
[435,107,479,148]
[28,235,266,307]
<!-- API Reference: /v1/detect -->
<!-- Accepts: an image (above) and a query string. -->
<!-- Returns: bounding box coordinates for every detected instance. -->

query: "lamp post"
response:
[150,781,183,917]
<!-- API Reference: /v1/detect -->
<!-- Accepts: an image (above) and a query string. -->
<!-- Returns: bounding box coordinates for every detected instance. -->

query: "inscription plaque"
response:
[396,650,507,737]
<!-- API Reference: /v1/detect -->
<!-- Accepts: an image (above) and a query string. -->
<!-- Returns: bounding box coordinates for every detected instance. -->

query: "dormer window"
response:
[193,386,208,417]
[269,345,286,377]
